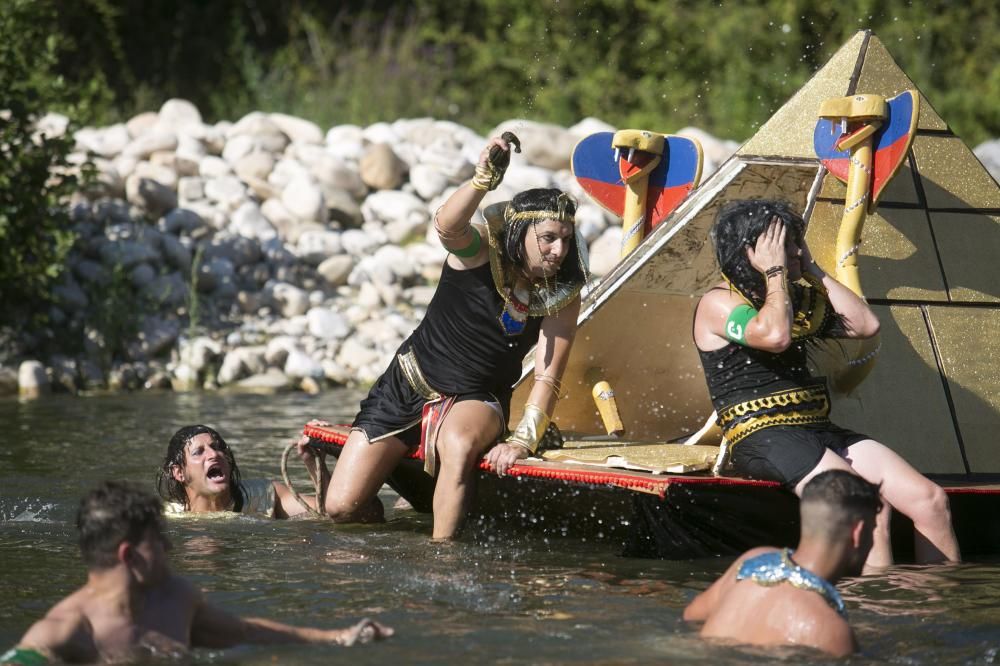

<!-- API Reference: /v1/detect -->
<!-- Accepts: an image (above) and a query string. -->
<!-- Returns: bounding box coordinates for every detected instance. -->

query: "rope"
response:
[280,440,337,517]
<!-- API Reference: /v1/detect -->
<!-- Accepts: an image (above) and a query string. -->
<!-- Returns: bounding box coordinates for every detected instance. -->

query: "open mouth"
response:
[207,463,226,482]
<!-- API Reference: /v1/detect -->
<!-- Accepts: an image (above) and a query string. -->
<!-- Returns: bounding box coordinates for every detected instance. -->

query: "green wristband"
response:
[725,304,758,345]
[446,226,482,258]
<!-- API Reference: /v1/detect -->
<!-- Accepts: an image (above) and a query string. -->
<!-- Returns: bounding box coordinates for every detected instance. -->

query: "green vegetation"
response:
[45,1,1000,145]
[0,0,82,336]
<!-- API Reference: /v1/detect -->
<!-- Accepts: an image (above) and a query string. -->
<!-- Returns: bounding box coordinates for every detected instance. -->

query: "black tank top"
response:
[408,261,542,400]
[698,342,815,412]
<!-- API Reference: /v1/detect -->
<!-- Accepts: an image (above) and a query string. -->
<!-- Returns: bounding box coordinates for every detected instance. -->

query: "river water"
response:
[1,390,998,664]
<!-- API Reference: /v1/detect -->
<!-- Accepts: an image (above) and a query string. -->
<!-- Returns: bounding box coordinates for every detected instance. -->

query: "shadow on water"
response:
[1,391,999,663]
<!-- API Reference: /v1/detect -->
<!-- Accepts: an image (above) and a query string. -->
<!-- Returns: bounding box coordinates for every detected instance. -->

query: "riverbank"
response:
[3,99,998,398]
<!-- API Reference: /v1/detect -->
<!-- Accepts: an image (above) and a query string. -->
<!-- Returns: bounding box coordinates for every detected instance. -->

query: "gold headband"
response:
[506,209,575,225]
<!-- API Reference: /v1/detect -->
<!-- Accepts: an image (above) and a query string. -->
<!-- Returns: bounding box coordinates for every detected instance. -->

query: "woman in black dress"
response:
[324,135,589,539]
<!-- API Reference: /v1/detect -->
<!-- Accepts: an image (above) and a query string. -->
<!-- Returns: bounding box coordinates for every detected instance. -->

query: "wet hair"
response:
[800,470,882,540]
[710,199,805,308]
[155,425,244,512]
[502,188,587,287]
[77,480,165,570]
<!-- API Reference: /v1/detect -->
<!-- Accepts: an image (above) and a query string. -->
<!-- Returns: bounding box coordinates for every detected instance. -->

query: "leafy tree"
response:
[0,0,82,342]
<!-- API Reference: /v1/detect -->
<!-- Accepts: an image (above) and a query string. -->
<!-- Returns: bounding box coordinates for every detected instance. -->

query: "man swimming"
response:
[156,425,328,518]
[2,481,391,664]
[684,470,881,657]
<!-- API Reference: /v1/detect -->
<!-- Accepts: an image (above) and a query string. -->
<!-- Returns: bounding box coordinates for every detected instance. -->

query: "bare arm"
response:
[485,295,581,475]
[13,609,93,663]
[695,221,793,353]
[434,136,512,267]
[801,241,880,339]
[191,599,392,648]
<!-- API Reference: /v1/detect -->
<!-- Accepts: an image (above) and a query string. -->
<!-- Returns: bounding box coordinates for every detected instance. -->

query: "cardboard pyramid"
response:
[512,30,1000,475]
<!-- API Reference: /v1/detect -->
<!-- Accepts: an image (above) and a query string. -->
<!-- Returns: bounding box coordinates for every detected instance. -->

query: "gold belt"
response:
[398,349,441,401]
[718,383,831,446]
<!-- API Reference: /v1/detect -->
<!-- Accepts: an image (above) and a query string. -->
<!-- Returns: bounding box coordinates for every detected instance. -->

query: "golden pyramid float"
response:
[306,31,1000,557]
[513,29,1000,479]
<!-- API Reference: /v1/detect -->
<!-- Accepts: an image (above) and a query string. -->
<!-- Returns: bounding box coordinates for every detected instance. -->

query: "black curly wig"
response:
[710,199,805,308]
[155,425,244,511]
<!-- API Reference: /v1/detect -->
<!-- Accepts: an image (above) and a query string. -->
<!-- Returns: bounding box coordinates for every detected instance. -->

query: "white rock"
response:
[283,349,324,380]
[271,282,310,317]
[126,112,159,138]
[361,122,400,145]
[587,227,624,277]
[231,201,277,242]
[269,157,311,190]
[158,99,203,134]
[306,308,351,340]
[265,336,298,366]
[123,129,178,159]
[296,229,342,264]
[233,368,292,392]
[227,111,288,153]
[373,244,415,280]
[357,280,383,307]
[281,176,326,223]
[340,228,380,256]
[199,155,232,178]
[575,203,609,242]
[133,161,178,190]
[182,336,221,372]
[222,134,257,164]
[269,113,324,145]
[75,124,131,157]
[234,151,275,182]
[502,164,554,192]
[409,164,451,200]
[35,112,70,140]
[18,360,51,397]
[490,119,577,171]
[336,337,381,369]
[261,197,297,229]
[317,255,354,287]
[204,175,247,209]
[177,176,205,202]
[568,116,617,138]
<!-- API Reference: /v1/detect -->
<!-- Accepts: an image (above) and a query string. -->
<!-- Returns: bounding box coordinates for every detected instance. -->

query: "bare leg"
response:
[431,401,504,540]
[324,429,409,523]
[845,439,960,563]
[794,448,894,568]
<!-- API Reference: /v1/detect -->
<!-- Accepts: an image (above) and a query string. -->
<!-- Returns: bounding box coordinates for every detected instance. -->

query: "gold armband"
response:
[505,403,550,454]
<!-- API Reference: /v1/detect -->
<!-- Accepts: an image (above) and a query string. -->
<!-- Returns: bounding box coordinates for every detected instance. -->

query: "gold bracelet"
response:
[533,373,564,396]
[433,220,472,241]
[505,403,550,454]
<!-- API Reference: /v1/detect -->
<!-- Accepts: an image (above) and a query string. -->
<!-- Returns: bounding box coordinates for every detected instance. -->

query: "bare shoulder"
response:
[17,597,94,661]
[784,594,855,657]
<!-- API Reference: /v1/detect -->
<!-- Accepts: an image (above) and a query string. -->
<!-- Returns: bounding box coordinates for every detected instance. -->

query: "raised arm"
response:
[801,240,880,339]
[191,597,392,648]
[434,136,513,266]
[695,220,794,353]
[485,295,581,475]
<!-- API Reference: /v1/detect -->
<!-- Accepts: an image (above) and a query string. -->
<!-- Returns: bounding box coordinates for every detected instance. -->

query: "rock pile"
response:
[1,98,785,397]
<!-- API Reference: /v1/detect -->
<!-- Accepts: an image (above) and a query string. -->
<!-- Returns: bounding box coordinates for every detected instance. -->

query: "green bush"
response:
[0,0,80,336]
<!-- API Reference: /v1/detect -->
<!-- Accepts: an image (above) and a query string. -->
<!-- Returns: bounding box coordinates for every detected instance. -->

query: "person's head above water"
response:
[77,480,170,584]
[799,470,883,577]
[156,425,244,512]
[710,199,806,307]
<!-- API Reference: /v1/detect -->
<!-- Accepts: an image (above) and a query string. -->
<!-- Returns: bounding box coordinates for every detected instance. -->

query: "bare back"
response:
[701,578,855,657]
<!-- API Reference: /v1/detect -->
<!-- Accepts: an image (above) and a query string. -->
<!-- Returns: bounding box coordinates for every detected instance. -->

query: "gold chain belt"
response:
[718,382,831,446]
[398,349,441,401]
